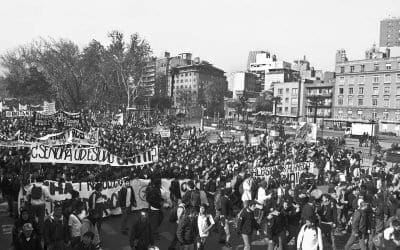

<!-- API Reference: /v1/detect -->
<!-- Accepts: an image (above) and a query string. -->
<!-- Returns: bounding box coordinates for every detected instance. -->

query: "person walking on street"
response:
[344,199,369,250]
[119,182,136,234]
[43,204,70,250]
[176,208,198,250]
[80,209,101,249]
[130,210,154,250]
[297,216,323,250]
[197,204,214,250]
[15,223,42,250]
[237,200,259,250]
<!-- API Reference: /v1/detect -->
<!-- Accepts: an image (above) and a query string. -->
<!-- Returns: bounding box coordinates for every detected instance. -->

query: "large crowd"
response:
[1,112,400,250]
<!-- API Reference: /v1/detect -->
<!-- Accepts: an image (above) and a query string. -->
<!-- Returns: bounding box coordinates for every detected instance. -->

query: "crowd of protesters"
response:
[0,112,400,250]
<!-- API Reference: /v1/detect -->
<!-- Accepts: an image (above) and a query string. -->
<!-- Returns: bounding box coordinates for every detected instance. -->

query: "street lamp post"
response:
[369,119,375,156]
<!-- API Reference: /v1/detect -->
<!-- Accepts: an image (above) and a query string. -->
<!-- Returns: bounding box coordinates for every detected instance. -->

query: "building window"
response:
[285,98,289,104]
[284,107,289,113]
[291,107,298,115]
[292,88,298,95]
[358,87,364,94]
[386,63,392,70]
[350,65,355,72]
[373,87,379,95]
[372,99,378,106]
[384,74,391,83]
[383,112,389,120]
[286,88,289,94]
[396,113,400,120]
[339,76,345,84]
[339,88,344,94]
[349,87,354,94]
[396,99,400,108]
[358,99,363,106]
[384,86,390,95]
[372,112,377,119]
[291,98,298,105]
[348,97,353,106]
[373,75,380,83]
[397,87,400,95]
[349,76,354,84]
[340,67,344,73]
[384,99,390,107]
[338,98,343,105]
[359,75,365,83]
[397,73,400,82]
[278,88,283,95]
[360,64,365,72]
[374,63,380,71]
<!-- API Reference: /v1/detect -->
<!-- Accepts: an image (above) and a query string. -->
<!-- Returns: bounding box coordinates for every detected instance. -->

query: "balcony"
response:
[306,102,332,108]
[306,113,332,118]
[306,92,333,98]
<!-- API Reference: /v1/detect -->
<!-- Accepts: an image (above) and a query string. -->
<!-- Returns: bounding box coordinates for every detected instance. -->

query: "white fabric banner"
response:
[252,162,315,184]
[30,144,158,167]
[18,178,189,216]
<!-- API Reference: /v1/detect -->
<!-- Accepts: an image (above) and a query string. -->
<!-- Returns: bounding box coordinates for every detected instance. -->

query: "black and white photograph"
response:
[0,0,400,249]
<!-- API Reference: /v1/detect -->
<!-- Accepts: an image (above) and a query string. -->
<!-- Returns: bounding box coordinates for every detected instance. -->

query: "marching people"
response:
[80,209,101,249]
[43,203,70,250]
[118,181,136,234]
[69,205,84,248]
[237,200,259,250]
[89,183,107,233]
[129,210,154,250]
[15,223,43,250]
[196,203,215,250]
[13,208,40,249]
[296,215,323,250]
[26,183,52,236]
[176,208,198,250]
[74,231,97,250]
[146,178,164,240]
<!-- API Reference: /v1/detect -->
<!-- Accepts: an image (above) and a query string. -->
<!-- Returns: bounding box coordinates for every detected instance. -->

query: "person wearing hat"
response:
[15,222,42,250]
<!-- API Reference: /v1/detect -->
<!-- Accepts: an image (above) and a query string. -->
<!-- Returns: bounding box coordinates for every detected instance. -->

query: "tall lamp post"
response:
[369,119,376,156]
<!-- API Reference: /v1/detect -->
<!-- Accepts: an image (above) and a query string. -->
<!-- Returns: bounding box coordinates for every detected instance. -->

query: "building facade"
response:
[380,17,400,47]
[333,46,400,129]
[168,60,227,117]
[229,72,260,99]
[273,81,304,122]
[303,80,334,125]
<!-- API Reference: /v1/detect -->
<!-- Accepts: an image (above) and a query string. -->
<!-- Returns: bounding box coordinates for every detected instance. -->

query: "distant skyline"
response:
[1,0,399,75]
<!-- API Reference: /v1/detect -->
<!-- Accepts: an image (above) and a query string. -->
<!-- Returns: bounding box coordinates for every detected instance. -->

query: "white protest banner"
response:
[18,178,185,216]
[30,144,158,167]
[37,132,65,141]
[5,111,34,118]
[252,162,315,184]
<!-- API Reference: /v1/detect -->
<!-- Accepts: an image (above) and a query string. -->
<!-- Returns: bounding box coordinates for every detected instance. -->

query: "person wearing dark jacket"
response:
[130,211,154,250]
[12,208,40,248]
[146,178,163,240]
[238,201,259,250]
[319,194,337,249]
[43,204,70,250]
[176,208,198,250]
[15,223,42,250]
[118,183,136,234]
[344,200,368,250]
[74,231,96,250]
[218,188,233,248]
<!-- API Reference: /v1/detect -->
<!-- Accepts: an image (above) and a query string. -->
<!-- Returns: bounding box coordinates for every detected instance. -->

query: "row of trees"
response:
[1,31,151,111]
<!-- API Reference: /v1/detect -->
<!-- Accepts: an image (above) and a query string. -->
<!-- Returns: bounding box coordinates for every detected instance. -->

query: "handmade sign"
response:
[34,111,81,126]
[252,162,315,184]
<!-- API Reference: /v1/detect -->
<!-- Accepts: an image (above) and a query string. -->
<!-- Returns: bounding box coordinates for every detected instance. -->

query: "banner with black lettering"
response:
[34,111,81,126]
[18,178,189,216]
[30,144,158,166]
[252,162,315,184]
[5,111,34,118]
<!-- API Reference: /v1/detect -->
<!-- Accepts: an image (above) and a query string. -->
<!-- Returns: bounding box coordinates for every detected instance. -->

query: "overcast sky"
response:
[1,0,399,74]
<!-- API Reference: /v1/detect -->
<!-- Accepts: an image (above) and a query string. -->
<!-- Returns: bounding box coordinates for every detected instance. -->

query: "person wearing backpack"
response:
[146,178,163,240]
[176,208,198,250]
[197,204,214,250]
[296,215,323,250]
[27,183,52,236]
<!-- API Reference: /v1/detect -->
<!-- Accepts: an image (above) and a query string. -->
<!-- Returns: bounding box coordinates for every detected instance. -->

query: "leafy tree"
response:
[150,96,171,111]
[202,81,225,116]
[175,89,195,115]
[253,91,273,112]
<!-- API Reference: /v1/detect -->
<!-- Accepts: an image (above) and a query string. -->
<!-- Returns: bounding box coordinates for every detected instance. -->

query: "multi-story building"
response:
[248,51,297,91]
[380,17,400,47]
[168,58,227,117]
[273,81,304,123]
[333,46,400,131]
[247,51,267,71]
[229,72,260,99]
[303,80,334,125]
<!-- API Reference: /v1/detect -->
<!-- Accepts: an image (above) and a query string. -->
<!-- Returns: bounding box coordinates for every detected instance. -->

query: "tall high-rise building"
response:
[380,17,400,47]
[247,51,267,71]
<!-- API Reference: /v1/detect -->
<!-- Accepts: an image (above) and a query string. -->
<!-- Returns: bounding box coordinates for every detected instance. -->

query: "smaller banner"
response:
[296,123,317,142]
[5,111,34,118]
[66,128,99,146]
[159,129,171,138]
[252,162,315,184]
